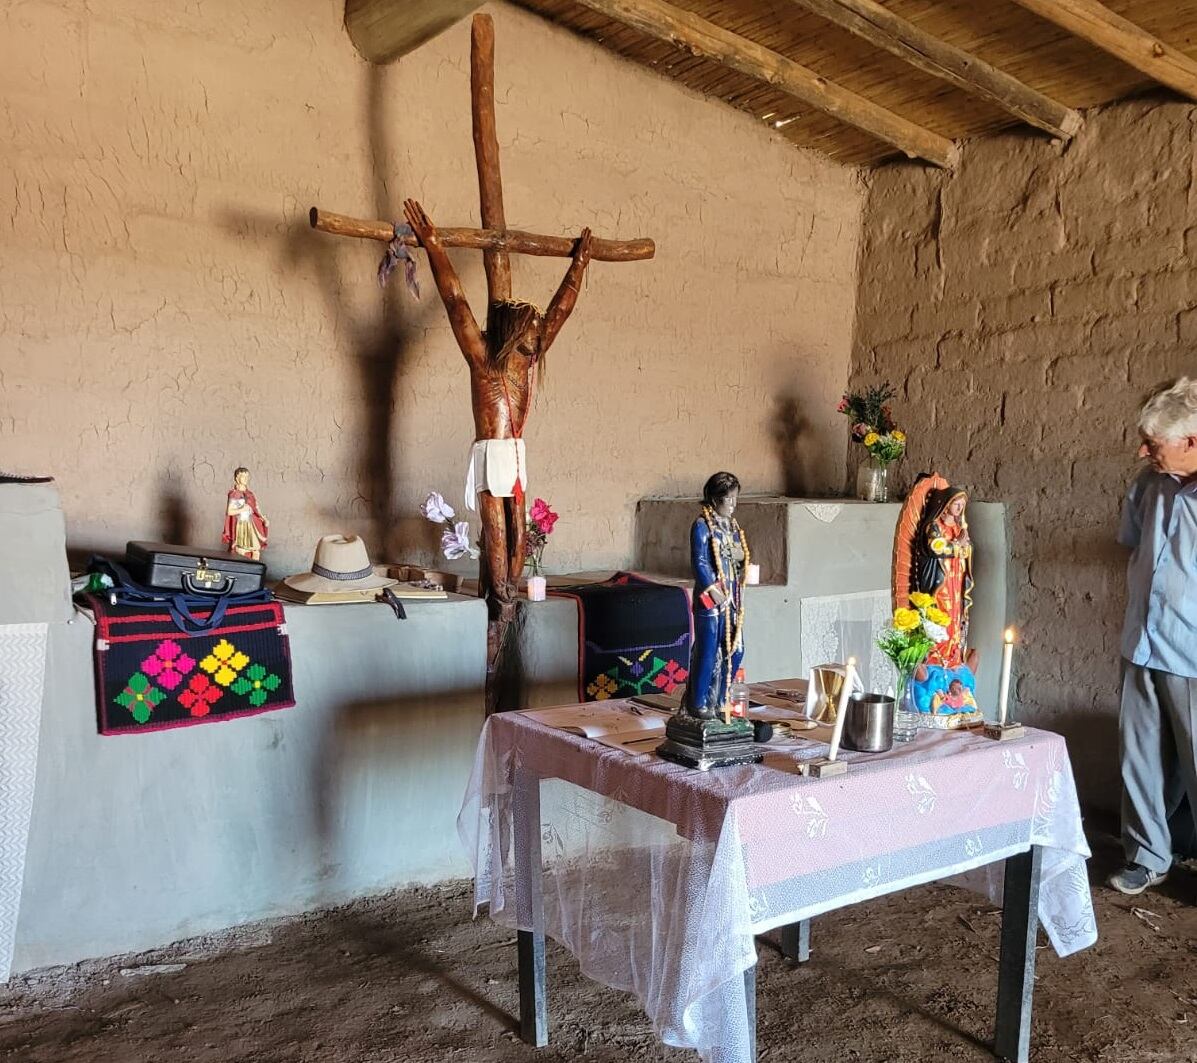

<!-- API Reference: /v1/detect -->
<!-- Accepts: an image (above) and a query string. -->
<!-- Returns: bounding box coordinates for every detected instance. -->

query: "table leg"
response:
[514,768,548,1047]
[780,919,811,964]
[744,962,757,1062]
[994,846,1043,1063]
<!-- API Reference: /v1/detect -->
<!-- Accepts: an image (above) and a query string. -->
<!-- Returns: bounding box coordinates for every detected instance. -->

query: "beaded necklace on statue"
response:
[701,504,751,702]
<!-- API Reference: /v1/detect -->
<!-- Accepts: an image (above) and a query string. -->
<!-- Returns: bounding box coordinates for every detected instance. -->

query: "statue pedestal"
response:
[982,722,1025,742]
[656,714,761,771]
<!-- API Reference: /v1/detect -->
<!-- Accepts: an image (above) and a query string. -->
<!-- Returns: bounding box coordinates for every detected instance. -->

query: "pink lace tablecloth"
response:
[458,704,1096,1063]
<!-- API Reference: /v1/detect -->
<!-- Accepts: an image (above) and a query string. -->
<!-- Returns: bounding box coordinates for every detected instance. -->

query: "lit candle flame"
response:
[1004,628,1015,645]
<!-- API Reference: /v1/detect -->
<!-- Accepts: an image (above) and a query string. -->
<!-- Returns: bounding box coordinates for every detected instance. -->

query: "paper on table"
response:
[520,701,671,739]
[591,731,667,755]
[749,697,816,721]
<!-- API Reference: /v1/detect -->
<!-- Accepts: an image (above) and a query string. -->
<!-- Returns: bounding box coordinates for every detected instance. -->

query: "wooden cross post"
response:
[310,13,654,703]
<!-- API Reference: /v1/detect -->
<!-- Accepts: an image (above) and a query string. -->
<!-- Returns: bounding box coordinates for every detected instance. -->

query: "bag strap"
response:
[167,594,233,633]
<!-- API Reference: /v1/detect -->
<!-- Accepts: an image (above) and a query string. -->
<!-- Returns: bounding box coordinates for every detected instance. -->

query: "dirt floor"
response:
[0,820,1193,1063]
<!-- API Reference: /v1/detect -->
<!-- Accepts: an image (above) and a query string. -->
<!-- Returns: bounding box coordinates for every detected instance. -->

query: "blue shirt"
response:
[1120,467,1197,678]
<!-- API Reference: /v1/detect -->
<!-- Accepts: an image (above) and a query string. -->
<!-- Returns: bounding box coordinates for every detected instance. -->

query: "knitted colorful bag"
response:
[88,594,296,735]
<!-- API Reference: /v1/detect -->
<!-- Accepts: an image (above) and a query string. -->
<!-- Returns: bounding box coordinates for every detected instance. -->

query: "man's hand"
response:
[574,227,593,268]
[403,199,440,248]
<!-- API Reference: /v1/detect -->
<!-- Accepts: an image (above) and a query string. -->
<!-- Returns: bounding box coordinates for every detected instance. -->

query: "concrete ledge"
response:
[14,596,487,973]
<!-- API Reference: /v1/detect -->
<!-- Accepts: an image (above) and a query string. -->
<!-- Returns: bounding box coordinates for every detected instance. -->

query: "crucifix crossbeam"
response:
[309,208,655,262]
[310,16,655,270]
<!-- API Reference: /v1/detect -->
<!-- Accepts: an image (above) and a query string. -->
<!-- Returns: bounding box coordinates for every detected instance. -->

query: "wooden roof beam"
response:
[345,0,484,63]
[571,0,956,166]
[1008,0,1197,103]
[787,0,1082,140]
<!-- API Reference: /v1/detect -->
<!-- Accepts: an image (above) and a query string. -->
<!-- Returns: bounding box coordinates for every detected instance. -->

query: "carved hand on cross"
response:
[403,198,594,369]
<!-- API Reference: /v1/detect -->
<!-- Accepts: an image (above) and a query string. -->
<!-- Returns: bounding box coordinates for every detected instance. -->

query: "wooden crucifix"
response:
[310,13,654,632]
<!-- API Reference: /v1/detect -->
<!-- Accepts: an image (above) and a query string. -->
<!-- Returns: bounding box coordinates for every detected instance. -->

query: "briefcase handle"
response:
[182,573,237,596]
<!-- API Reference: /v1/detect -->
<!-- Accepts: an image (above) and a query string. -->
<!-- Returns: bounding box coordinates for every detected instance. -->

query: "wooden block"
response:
[983,723,1026,742]
[799,757,848,778]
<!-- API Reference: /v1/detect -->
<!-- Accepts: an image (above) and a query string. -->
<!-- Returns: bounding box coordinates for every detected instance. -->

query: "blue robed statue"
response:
[683,472,750,718]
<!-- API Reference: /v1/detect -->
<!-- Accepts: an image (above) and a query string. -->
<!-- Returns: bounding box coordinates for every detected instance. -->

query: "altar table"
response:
[458,699,1097,1063]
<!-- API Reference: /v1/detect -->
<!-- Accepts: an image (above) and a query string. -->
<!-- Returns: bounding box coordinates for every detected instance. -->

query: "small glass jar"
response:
[729,680,751,720]
[892,679,919,743]
[856,456,890,503]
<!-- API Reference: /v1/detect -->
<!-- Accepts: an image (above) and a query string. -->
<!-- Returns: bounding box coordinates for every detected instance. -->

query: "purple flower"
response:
[441,521,479,561]
[420,491,455,524]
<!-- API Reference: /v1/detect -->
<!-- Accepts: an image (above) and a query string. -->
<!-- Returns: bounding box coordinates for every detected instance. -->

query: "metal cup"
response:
[842,692,894,753]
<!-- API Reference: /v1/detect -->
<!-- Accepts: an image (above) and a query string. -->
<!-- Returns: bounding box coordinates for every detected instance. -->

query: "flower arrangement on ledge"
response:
[525,498,559,577]
[839,382,906,501]
[838,382,907,464]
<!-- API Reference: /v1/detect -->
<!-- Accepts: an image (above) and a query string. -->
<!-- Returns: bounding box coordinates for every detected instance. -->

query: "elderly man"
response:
[1110,377,1197,894]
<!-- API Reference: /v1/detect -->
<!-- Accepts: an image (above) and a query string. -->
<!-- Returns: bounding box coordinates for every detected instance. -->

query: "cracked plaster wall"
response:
[0,0,862,577]
[851,96,1197,809]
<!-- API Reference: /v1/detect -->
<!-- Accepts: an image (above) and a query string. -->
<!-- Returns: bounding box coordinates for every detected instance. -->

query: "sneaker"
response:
[1107,863,1168,895]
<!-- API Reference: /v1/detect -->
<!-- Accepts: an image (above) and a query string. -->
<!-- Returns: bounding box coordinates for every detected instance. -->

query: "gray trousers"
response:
[1120,662,1197,872]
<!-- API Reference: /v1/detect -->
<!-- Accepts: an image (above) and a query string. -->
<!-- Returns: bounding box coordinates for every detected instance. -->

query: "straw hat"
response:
[283,535,397,593]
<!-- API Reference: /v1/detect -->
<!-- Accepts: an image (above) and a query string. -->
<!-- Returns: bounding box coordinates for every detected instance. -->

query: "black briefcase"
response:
[124,541,266,595]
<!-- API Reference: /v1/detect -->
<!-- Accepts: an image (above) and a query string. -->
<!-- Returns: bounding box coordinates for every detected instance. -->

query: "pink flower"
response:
[851,422,870,440]
[529,498,558,535]
[836,397,849,414]
[141,639,196,692]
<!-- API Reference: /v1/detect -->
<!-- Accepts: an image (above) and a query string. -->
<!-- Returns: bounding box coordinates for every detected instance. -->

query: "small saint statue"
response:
[222,466,269,560]
[658,472,761,769]
[893,473,982,726]
[684,472,751,717]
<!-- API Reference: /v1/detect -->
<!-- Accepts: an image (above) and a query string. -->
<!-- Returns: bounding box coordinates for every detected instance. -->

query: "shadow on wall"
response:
[1042,708,1120,811]
[310,683,484,902]
[219,63,441,562]
[769,391,812,496]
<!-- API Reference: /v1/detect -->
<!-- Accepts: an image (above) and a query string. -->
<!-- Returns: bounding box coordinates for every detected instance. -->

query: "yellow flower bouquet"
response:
[877,593,949,706]
[837,383,907,466]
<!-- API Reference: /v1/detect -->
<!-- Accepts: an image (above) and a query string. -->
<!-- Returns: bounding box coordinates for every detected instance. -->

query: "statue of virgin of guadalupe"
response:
[892,474,981,724]
[916,485,974,669]
[683,471,751,718]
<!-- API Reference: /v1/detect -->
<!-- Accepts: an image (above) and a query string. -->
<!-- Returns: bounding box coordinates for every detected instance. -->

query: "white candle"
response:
[997,628,1015,726]
[746,563,760,586]
[827,657,856,761]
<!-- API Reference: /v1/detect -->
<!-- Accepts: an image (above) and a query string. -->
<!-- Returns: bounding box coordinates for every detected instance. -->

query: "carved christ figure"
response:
[402,199,593,616]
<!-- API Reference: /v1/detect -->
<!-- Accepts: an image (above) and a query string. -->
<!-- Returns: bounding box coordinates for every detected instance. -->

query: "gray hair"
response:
[1139,377,1197,440]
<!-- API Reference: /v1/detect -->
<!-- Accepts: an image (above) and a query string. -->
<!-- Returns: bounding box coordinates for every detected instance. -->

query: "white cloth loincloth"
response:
[465,438,527,511]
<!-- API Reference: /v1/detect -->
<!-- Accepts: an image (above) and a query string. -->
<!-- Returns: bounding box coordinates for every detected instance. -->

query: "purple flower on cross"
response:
[441,521,479,561]
[420,491,456,524]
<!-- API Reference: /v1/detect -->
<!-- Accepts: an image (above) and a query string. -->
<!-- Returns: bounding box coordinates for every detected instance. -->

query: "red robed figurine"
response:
[222,466,269,560]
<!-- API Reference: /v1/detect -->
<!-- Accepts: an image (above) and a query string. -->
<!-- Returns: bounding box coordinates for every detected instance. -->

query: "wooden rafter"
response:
[1008,0,1197,103]
[570,0,956,166]
[787,0,1082,140]
[344,0,484,63]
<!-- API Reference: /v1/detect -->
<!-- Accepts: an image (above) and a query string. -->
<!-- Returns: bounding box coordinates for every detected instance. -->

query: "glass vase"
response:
[856,456,890,503]
[893,673,920,743]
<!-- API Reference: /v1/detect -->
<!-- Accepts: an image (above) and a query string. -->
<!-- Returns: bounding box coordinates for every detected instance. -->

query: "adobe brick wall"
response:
[850,95,1195,808]
[0,0,862,577]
